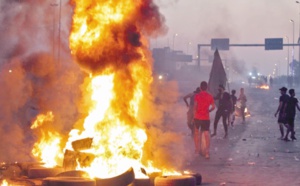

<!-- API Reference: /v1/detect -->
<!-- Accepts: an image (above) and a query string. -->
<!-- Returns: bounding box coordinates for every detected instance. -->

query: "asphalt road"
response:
[175,83,300,186]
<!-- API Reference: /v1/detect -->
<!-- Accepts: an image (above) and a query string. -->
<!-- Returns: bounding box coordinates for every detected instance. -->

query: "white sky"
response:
[152,0,299,76]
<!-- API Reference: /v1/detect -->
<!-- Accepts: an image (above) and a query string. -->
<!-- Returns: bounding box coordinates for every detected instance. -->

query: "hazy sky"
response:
[152,0,299,76]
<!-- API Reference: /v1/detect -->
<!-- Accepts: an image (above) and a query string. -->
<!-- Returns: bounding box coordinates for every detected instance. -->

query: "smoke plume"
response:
[0,0,82,162]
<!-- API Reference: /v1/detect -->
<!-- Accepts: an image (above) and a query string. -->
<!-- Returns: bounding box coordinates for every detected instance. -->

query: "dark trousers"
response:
[213,110,229,133]
[287,117,295,136]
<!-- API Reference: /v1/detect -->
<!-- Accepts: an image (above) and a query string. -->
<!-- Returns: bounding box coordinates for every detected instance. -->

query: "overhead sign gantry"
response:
[197,38,298,67]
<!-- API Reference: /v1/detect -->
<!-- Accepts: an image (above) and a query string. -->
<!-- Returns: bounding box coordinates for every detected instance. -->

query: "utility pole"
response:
[58,0,62,66]
[50,3,58,60]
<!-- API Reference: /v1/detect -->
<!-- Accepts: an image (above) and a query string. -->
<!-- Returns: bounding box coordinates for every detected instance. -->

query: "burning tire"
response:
[154,175,196,186]
[95,167,134,186]
[28,167,64,179]
[42,177,96,186]
[148,172,162,186]
[133,178,151,186]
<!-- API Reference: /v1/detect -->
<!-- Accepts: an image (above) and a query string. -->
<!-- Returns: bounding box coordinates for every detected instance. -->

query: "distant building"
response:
[152,47,193,75]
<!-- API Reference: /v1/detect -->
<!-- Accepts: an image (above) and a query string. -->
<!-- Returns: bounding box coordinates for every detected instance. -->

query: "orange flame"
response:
[31,131,63,168]
[0,180,8,186]
[31,112,63,168]
[63,73,149,178]
[30,111,54,129]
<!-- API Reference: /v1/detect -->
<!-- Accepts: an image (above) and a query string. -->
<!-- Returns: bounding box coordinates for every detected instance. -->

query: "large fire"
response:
[30,0,169,179]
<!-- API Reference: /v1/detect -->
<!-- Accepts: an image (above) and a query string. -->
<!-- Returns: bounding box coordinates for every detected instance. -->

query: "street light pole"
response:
[285,36,290,77]
[290,19,295,76]
[187,42,191,54]
[296,1,300,62]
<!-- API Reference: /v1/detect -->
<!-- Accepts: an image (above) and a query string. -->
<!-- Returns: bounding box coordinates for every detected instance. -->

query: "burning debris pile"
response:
[63,138,95,171]
[0,163,202,186]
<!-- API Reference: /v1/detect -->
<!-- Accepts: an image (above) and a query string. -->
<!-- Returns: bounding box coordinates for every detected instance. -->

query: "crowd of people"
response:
[184,81,300,160]
[183,81,248,159]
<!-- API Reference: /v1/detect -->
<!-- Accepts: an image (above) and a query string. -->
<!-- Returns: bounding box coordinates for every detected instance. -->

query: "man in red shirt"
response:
[194,81,215,159]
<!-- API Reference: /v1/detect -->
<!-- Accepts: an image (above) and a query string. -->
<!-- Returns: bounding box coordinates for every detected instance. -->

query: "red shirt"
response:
[194,91,214,120]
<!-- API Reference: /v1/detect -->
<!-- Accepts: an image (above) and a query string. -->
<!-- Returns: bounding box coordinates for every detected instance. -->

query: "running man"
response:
[194,81,215,159]
[275,87,289,140]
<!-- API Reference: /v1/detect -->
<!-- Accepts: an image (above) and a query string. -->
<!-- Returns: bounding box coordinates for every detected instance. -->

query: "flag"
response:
[208,49,227,98]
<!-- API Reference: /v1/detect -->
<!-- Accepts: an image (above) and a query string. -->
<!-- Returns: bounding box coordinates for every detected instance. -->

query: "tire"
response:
[2,164,22,178]
[28,167,64,179]
[55,170,89,178]
[183,173,202,185]
[42,177,96,186]
[95,167,134,186]
[148,172,163,186]
[154,175,196,186]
